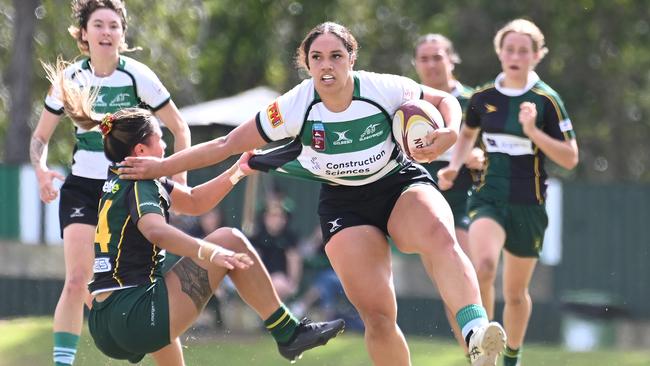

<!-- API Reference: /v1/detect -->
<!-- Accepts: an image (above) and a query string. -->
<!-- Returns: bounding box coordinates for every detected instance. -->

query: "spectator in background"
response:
[290,226,364,331]
[250,198,302,301]
[197,207,225,237]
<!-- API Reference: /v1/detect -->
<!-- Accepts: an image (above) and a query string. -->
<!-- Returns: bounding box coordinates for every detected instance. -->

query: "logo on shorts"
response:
[150,300,156,326]
[328,218,343,233]
[70,207,84,218]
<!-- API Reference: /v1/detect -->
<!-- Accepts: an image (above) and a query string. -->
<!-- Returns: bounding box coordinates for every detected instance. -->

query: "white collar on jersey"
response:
[494,71,540,96]
[450,80,464,98]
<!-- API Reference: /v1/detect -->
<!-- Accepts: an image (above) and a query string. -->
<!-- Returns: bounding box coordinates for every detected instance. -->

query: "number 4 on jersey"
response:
[96,199,113,253]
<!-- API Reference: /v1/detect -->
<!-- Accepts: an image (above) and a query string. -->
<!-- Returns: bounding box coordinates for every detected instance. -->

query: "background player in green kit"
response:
[439,19,579,366]
[30,2,191,365]
[119,22,507,366]
[412,33,486,359]
[44,60,345,365]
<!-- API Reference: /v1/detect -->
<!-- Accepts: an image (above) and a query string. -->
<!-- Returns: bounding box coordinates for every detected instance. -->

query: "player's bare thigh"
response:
[324,226,396,314]
[388,183,456,254]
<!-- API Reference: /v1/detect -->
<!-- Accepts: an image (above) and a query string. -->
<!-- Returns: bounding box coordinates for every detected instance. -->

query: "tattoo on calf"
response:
[172,258,212,311]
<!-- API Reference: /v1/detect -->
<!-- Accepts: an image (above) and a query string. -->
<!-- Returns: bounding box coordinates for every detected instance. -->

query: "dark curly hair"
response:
[67,0,135,54]
[295,22,358,73]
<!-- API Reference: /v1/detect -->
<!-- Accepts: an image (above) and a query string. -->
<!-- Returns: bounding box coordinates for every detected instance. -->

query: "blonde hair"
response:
[43,57,156,162]
[42,57,101,130]
[493,19,548,60]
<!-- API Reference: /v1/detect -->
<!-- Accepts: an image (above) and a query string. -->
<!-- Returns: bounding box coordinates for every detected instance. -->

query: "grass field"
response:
[2,317,650,366]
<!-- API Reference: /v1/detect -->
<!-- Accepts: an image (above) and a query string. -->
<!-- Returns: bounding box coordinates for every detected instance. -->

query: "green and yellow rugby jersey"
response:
[88,168,173,295]
[424,81,475,192]
[466,72,576,204]
[251,71,422,186]
[44,56,171,179]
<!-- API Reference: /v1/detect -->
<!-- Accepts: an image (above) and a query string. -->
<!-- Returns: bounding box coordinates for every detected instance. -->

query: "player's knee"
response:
[64,271,90,295]
[358,307,397,334]
[503,288,531,306]
[426,219,455,248]
[205,227,253,253]
[475,258,498,282]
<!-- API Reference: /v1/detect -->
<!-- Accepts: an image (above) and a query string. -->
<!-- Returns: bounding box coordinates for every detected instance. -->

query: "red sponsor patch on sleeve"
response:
[266,101,284,128]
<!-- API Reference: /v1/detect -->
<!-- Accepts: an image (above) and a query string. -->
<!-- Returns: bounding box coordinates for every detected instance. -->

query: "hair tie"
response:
[100,113,114,136]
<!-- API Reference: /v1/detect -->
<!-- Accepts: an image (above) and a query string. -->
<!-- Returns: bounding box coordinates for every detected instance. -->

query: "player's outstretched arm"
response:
[120,117,265,180]
[168,152,256,216]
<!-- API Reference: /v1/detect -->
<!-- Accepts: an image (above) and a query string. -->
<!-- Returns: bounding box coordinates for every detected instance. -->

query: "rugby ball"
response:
[392,99,443,162]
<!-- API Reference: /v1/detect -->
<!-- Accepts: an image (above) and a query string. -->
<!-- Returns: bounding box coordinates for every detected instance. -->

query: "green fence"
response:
[0,165,20,240]
[557,182,650,318]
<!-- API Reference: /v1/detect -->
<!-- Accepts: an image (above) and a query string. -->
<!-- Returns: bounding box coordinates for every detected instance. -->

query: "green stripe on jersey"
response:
[301,113,389,154]
[92,85,140,114]
[76,131,104,152]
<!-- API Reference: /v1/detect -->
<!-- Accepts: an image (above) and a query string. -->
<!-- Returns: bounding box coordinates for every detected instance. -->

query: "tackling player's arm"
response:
[120,117,265,180]
[153,100,191,185]
[167,152,255,216]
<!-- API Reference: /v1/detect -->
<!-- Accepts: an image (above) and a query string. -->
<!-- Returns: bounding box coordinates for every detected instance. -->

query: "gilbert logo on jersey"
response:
[267,101,284,128]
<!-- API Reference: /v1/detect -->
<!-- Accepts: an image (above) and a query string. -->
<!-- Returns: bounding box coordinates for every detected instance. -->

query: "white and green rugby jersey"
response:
[253,71,423,186]
[44,56,171,179]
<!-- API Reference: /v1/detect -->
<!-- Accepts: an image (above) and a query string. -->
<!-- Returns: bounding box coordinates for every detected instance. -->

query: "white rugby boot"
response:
[468,322,506,366]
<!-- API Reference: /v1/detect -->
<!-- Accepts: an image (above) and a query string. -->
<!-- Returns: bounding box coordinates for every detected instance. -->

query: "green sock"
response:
[53,332,79,366]
[264,304,299,344]
[455,304,488,345]
[503,345,521,366]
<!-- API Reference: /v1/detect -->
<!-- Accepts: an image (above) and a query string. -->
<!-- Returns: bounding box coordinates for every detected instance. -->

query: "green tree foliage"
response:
[1,0,649,182]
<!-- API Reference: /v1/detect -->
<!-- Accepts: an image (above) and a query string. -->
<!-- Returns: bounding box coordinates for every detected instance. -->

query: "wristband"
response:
[209,247,220,262]
[229,166,245,185]
[197,243,207,260]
